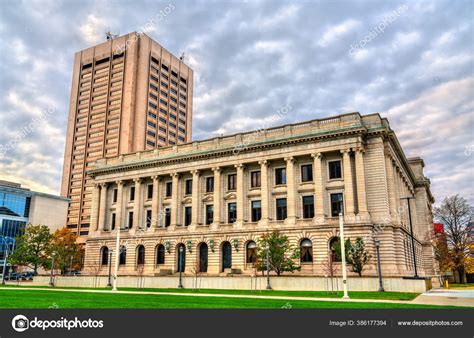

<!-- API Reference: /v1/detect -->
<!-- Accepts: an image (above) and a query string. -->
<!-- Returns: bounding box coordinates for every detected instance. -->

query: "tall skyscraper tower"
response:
[61,32,193,240]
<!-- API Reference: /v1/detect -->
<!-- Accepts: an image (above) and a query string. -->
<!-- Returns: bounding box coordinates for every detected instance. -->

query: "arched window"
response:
[246,241,257,264]
[156,244,165,265]
[119,245,127,265]
[199,243,208,273]
[177,243,186,272]
[136,245,145,266]
[100,247,109,266]
[329,237,341,262]
[300,239,313,263]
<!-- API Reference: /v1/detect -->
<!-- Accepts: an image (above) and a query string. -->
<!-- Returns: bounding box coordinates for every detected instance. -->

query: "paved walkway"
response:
[412,288,474,307]
[2,286,473,307]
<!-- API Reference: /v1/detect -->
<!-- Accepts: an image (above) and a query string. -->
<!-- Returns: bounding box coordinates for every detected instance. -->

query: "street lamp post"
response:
[107,250,113,287]
[339,213,349,299]
[266,244,271,290]
[374,239,384,292]
[112,224,121,292]
[1,250,8,285]
[49,253,55,287]
[178,246,184,288]
[401,197,418,277]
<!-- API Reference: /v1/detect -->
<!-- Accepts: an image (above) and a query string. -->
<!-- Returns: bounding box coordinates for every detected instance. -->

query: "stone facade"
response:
[84,113,438,278]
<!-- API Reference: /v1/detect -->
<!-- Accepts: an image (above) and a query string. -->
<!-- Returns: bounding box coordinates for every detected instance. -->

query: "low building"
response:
[84,113,437,278]
[0,180,69,273]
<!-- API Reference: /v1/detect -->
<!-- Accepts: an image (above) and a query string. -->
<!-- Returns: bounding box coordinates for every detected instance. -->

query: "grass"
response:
[448,283,474,289]
[0,288,455,309]
[0,284,419,300]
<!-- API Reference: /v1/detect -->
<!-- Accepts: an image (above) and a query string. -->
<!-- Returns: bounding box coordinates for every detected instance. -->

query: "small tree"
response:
[255,231,300,276]
[346,238,371,277]
[434,195,473,283]
[48,228,84,275]
[331,238,351,262]
[8,224,52,275]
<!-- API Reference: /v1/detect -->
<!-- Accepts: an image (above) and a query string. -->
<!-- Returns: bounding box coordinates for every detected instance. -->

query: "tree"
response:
[331,237,351,262]
[48,228,84,275]
[255,231,300,276]
[434,195,473,284]
[346,238,371,277]
[8,224,52,275]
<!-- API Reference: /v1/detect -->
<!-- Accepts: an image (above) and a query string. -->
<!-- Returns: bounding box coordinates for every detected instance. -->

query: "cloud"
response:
[0,0,472,207]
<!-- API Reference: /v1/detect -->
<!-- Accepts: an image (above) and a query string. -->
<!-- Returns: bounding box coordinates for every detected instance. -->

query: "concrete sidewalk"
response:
[412,288,474,307]
[1,286,472,307]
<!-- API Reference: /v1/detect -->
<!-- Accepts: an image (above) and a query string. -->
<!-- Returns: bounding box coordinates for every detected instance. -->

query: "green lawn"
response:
[0,284,418,300]
[0,288,455,309]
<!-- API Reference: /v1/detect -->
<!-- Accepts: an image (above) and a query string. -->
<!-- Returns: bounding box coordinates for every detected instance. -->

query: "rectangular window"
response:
[164,208,171,227]
[184,206,192,226]
[147,184,153,199]
[228,203,237,223]
[206,176,214,193]
[206,205,214,225]
[276,198,287,220]
[275,168,286,185]
[111,213,116,230]
[146,209,152,227]
[251,171,261,188]
[128,211,134,229]
[301,164,313,182]
[328,160,342,179]
[113,189,118,203]
[302,195,315,219]
[228,174,236,190]
[251,200,262,222]
[331,193,344,217]
[185,179,192,195]
[165,181,172,197]
[129,186,135,201]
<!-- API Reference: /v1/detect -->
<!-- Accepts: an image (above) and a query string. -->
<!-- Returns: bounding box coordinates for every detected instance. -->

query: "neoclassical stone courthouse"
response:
[84,113,438,278]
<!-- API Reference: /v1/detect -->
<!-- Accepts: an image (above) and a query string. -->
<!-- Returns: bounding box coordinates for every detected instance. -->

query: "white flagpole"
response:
[339,213,350,299]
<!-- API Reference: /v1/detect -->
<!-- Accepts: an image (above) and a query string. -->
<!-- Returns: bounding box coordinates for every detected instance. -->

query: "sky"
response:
[0,0,472,206]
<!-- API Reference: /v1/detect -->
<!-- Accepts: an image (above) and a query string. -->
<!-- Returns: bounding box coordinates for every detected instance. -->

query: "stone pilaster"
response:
[341,149,355,219]
[259,160,269,224]
[98,183,108,231]
[235,163,245,227]
[384,150,398,222]
[355,147,370,221]
[170,173,179,229]
[90,183,101,231]
[285,156,296,224]
[191,169,200,229]
[212,167,221,229]
[311,152,325,224]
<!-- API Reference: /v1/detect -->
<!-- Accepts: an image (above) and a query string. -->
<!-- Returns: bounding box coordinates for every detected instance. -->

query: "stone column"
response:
[191,169,200,229]
[115,181,124,230]
[170,173,179,229]
[151,176,160,228]
[285,156,296,224]
[355,147,369,221]
[235,163,245,226]
[384,151,398,222]
[132,178,142,230]
[341,149,355,219]
[98,183,108,231]
[259,160,269,223]
[212,167,221,228]
[311,152,325,223]
[90,183,101,231]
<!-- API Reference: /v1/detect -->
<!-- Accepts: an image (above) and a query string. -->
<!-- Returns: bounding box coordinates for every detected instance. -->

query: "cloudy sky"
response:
[0,0,472,205]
